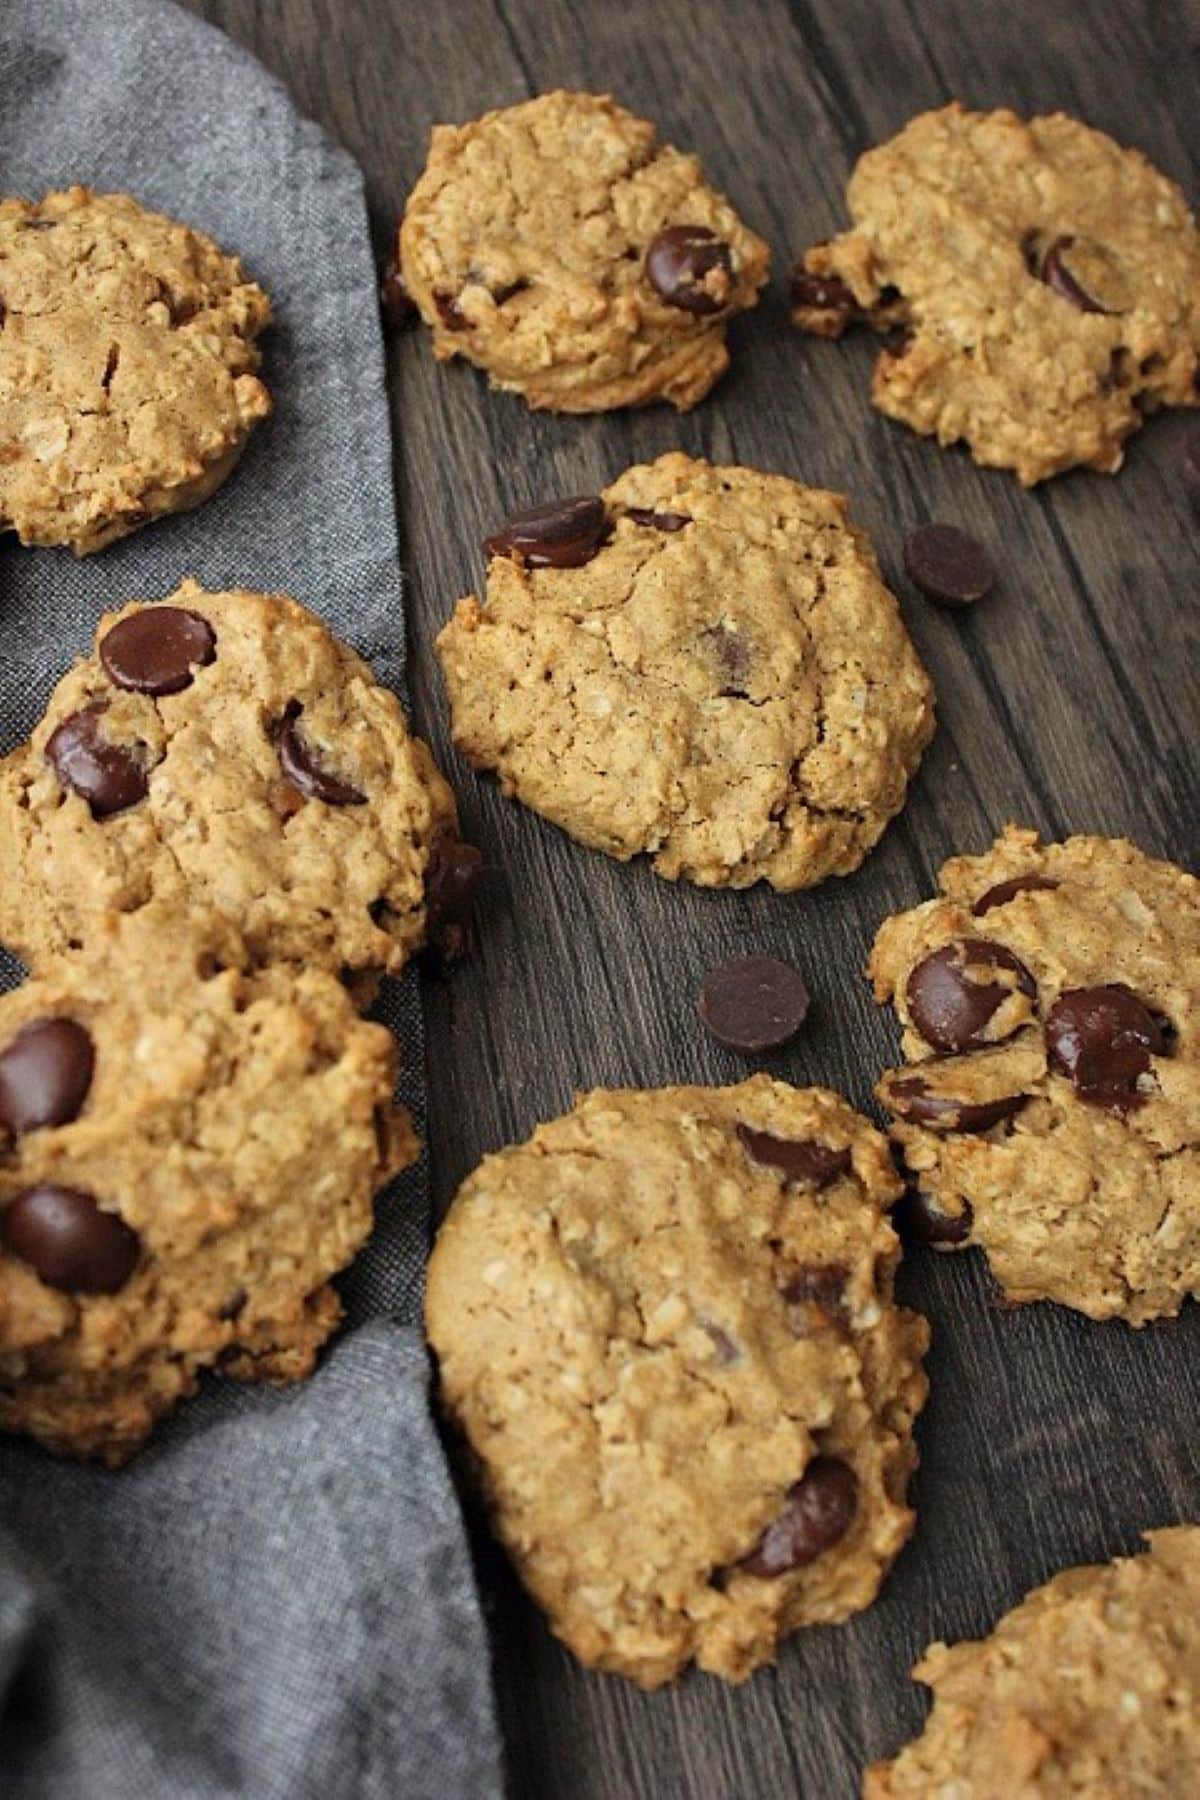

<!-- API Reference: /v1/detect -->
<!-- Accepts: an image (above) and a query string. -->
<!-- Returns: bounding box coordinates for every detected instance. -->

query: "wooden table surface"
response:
[186,2,1199,1793]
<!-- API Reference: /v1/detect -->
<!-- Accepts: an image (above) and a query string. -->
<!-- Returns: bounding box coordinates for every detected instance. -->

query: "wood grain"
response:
[185,1,1200,1792]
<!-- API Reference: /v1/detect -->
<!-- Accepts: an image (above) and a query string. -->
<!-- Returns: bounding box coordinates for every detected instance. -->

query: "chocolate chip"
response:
[483,496,608,569]
[433,290,468,330]
[904,524,995,608]
[1039,237,1110,313]
[740,1457,857,1576]
[737,1125,851,1188]
[99,606,216,696]
[423,834,484,958]
[888,1075,1028,1134]
[645,226,733,315]
[2,1185,140,1293]
[380,251,417,330]
[782,1263,847,1310]
[275,702,366,807]
[702,1321,741,1366]
[1045,984,1165,1113]
[789,267,858,315]
[703,624,750,695]
[626,507,691,532]
[699,956,810,1053]
[906,939,1037,1053]
[45,703,150,819]
[0,1019,94,1137]
[972,874,1059,915]
[898,1189,974,1246]
[218,1287,248,1322]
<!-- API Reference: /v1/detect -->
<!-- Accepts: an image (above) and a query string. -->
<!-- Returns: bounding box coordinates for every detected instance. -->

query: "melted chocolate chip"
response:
[2,1184,140,1293]
[1045,984,1165,1113]
[45,703,150,819]
[737,1125,851,1188]
[423,835,484,958]
[625,507,691,532]
[483,496,608,569]
[789,267,858,315]
[972,874,1059,915]
[888,1075,1028,1134]
[740,1458,858,1576]
[0,1019,94,1137]
[645,226,733,315]
[275,702,366,807]
[906,940,1037,1053]
[698,956,810,1054]
[433,291,468,330]
[704,624,750,695]
[782,1263,848,1311]
[904,524,995,608]
[898,1189,974,1246]
[380,252,418,330]
[1039,237,1110,314]
[99,607,216,696]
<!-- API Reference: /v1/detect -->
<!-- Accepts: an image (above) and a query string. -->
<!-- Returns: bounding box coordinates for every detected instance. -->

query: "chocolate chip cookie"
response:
[791,105,1200,485]
[399,91,769,412]
[0,906,414,1463]
[0,581,474,986]
[0,186,271,552]
[426,1077,930,1686]
[866,1528,1200,1797]
[437,454,934,890]
[870,827,1199,1324]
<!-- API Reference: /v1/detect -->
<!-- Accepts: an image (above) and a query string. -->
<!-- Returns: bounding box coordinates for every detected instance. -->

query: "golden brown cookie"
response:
[0,907,414,1463]
[0,187,271,552]
[426,1077,930,1687]
[866,1528,1200,1797]
[399,91,769,412]
[0,581,474,986]
[791,106,1200,484]
[437,454,934,890]
[870,827,1199,1324]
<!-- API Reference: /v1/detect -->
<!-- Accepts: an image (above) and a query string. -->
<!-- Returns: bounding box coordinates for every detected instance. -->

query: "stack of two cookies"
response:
[0,581,472,1464]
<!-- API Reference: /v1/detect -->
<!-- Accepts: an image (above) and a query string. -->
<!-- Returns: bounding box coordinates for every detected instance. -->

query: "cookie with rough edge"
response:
[0,186,271,552]
[399,91,769,412]
[426,1077,930,1687]
[870,826,1199,1324]
[791,105,1200,485]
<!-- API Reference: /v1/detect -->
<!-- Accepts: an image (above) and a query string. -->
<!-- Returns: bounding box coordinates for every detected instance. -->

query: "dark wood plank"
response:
[183,2,1200,1793]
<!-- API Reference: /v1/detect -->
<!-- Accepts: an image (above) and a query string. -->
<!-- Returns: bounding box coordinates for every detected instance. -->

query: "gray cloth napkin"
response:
[0,2,503,1793]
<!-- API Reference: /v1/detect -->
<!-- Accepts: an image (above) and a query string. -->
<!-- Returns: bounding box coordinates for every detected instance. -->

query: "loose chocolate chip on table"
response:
[737,1124,851,1188]
[1039,236,1109,314]
[380,251,417,330]
[972,874,1059,915]
[99,606,216,696]
[740,1457,858,1576]
[782,1263,848,1311]
[2,1184,140,1293]
[45,703,150,819]
[423,835,485,957]
[888,1075,1028,1134]
[483,496,608,569]
[275,701,366,807]
[904,523,995,608]
[1045,984,1165,1112]
[625,507,691,532]
[699,956,810,1053]
[906,939,1037,1053]
[645,226,733,315]
[897,1189,974,1246]
[789,267,858,315]
[0,1018,94,1137]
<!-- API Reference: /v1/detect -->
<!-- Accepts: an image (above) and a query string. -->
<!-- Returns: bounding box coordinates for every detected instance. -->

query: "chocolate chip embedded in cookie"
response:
[437,454,935,891]
[0,907,415,1463]
[399,91,769,412]
[869,825,1200,1324]
[790,105,1200,485]
[866,1528,1200,1798]
[426,1076,929,1687]
[0,186,271,553]
[0,581,466,987]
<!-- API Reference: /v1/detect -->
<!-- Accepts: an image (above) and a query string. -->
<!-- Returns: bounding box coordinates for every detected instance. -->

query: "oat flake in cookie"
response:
[437,454,934,891]
[866,1528,1200,1797]
[0,581,470,988]
[791,105,1200,485]
[0,187,271,552]
[399,91,770,412]
[425,1077,929,1687]
[870,826,1199,1324]
[0,907,415,1464]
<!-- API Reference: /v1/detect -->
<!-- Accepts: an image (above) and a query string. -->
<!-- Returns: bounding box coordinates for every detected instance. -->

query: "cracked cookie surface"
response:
[866,1528,1200,1798]
[437,454,934,890]
[0,907,414,1463]
[399,91,769,412]
[0,580,463,987]
[0,186,271,552]
[870,827,1199,1324]
[791,105,1200,485]
[426,1077,929,1686]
